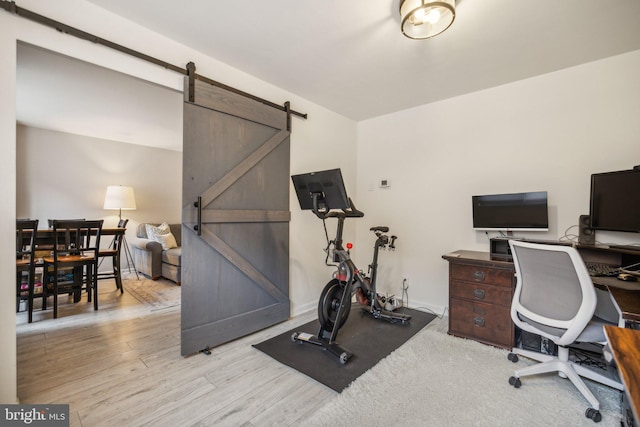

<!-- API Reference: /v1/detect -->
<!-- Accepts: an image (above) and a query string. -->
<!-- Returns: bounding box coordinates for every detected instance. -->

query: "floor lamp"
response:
[104,185,139,279]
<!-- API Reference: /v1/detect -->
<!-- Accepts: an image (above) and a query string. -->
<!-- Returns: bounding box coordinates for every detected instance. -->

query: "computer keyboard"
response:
[584,261,619,277]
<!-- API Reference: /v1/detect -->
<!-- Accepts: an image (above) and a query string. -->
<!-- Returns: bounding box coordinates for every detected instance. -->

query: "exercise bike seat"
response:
[370,226,389,233]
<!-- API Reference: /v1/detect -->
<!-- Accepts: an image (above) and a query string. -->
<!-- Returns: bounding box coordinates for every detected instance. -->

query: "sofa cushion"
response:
[162,247,181,267]
[168,224,182,246]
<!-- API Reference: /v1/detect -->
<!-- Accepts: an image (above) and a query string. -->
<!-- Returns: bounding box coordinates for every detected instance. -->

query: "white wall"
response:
[4,0,639,406]
[355,49,640,315]
[16,125,182,239]
[1,0,357,403]
[0,20,18,405]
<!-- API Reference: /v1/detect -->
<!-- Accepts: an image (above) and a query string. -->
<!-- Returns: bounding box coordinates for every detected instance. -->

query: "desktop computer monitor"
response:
[590,168,640,233]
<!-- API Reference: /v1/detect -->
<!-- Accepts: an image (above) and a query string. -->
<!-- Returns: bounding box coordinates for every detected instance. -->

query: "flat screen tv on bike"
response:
[291,168,350,211]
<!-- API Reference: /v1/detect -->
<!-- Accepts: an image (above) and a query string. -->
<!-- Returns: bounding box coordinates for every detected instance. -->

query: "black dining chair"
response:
[16,219,39,323]
[42,219,103,318]
[97,218,128,293]
[47,218,85,228]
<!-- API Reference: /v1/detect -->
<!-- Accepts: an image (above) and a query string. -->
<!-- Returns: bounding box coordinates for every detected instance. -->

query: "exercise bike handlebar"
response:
[312,196,364,220]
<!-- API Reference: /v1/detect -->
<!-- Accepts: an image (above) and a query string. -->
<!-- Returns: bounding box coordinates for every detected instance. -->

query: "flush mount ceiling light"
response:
[400,0,456,40]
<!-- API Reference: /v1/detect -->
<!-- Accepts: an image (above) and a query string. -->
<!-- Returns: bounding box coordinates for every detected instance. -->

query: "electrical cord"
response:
[400,278,448,318]
[412,306,447,319]
[559,224,579,243]
[571,347,607,371]
[621,260,640,275]
[401,278,408,308]
[322,217,329,245]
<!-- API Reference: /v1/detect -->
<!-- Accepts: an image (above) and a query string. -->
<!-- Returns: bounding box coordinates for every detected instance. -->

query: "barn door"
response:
[181,78,291,356]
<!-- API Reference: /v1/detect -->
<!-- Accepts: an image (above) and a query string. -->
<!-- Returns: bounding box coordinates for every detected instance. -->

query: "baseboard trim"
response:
[291,298,446,319]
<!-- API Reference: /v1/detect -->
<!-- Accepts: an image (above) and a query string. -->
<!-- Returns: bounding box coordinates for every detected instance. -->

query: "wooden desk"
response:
[608,286,640,325]
[442,250,516,349]
[443,247,640,348]
[604,325,640,426]
[590,276,640,325]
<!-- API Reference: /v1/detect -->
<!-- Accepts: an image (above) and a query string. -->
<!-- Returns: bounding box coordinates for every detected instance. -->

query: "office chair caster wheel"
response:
[509,376,521,388]
[585,408,602,423]
[507,353,519,363]
[339,352,349,365]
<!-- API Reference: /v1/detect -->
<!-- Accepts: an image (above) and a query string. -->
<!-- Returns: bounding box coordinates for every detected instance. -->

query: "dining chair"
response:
[16,219,39,323]
[43,219,103,318]
[97,218,127,293]
[47,218,85,228]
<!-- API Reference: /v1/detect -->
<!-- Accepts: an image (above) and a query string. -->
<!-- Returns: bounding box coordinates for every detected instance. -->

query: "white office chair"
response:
[507,240,623,423]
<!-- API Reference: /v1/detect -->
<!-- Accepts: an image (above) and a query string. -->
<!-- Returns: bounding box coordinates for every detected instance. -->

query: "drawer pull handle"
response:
[473,289,485,299]
[473,271,486,281]
[473,317,485,327]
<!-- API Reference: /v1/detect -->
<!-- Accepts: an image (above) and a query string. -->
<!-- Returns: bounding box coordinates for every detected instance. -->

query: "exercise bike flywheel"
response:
[318,279,352,332]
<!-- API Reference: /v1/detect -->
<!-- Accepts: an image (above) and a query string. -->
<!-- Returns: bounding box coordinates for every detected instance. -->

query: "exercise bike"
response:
[291,193,411,364]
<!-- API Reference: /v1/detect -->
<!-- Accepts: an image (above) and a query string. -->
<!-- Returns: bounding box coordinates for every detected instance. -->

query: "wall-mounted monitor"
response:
[589,168,640,233]
[472,191,549,231]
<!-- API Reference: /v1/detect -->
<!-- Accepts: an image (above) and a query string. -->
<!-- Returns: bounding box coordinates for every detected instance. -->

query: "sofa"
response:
[130,223,181,285]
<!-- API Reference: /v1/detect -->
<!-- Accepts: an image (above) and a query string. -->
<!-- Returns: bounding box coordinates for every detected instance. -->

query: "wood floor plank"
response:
[253,377,334,426]
[144,363,291,427]
[78,374,217,426]
[191,367,314,427]
[16,275,446,426]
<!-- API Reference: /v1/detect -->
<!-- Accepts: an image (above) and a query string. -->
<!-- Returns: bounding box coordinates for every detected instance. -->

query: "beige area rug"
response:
[303,329,622,427]
[123,274,181,311]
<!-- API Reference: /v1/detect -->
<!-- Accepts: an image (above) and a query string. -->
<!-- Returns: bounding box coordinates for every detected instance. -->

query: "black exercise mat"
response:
[253,306,435,392]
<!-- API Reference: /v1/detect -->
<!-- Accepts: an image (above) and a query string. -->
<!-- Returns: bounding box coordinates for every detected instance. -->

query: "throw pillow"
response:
[145,222,169,239]
[145,222,178,250]
[154,232,178,250]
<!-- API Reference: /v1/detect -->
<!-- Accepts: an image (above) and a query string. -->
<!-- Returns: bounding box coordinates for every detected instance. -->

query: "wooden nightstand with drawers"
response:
[442,250,516,349]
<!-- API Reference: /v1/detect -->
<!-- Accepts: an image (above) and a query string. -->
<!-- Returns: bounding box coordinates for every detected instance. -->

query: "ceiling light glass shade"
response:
[400,0,456,40]
[104,185,137,210]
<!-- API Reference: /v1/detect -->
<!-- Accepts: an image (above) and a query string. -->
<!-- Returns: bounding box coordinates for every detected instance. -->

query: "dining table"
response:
[29,227,126,304]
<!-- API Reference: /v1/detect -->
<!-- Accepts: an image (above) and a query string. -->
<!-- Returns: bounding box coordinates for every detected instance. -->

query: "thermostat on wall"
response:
[379,179,390,188]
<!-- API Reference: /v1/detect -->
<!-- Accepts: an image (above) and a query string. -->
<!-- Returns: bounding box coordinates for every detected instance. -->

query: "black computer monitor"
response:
[472,191,549,232]
[590,168,640,233]
[291,168,349,211]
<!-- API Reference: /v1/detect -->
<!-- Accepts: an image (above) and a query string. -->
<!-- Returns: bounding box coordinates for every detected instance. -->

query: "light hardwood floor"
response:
[16,276,446,427]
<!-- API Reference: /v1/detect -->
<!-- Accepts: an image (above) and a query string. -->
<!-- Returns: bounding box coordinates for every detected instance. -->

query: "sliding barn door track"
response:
[1,0,307,128]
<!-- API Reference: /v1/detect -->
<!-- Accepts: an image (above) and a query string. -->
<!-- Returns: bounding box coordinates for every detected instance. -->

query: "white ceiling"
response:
[16,0,640,150]
[85,0,640,121]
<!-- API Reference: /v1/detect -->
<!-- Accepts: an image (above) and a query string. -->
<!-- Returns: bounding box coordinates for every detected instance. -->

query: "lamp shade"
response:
[400,0,456,40]
[104,186,137,210]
